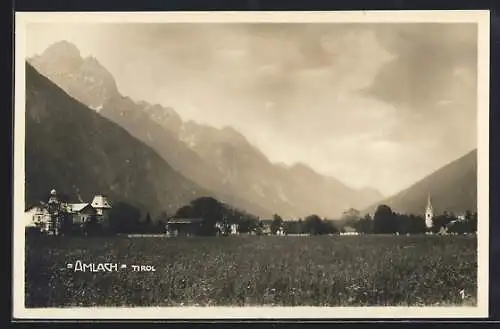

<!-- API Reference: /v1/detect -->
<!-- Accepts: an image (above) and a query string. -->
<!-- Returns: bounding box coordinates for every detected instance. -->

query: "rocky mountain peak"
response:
[29,41,120,109]
[42,40,82,61]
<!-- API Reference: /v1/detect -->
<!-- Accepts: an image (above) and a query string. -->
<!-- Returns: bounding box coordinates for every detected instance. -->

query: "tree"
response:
[270,214,284,235]
[303,214,324,235]
[105,202,142,234]
[174,197,222,236]
[173,196,261,236]
[153,211,169,233]
[373,205,397,234]
[297,218,304,234]
[321,219,338,234]
[341,208,361,226]
[469,211,478,233]
[395,213,410,234]
[238,216,258,233]
[353,214,373,234]
[140,212,153,233]
[432,212,453,234]
[408,214,426,234]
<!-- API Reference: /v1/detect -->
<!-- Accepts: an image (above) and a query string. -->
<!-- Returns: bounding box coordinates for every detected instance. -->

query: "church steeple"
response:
[426,193,433,211]
[425,192,434,229]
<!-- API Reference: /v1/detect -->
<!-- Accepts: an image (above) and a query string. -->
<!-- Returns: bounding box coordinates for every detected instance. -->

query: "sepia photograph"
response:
[13,11,489,319]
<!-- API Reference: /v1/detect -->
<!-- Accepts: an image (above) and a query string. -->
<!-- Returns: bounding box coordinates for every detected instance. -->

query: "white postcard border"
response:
[12,10,490,320]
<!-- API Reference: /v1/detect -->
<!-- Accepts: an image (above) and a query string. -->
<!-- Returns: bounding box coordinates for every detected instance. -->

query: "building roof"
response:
[67,203,96,213]
[91,195,112,209]
[167,218,204,224]
[343,226,357,233]
[25,201,47,212]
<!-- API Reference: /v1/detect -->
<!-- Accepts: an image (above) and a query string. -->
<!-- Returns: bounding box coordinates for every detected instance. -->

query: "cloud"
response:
[25,22,478,195]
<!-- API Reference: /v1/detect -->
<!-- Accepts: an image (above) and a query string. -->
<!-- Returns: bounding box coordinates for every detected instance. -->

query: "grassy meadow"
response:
[25,234,477,307]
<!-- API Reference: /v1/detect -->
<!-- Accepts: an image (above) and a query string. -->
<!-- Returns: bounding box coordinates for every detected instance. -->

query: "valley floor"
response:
[25,235,477,307]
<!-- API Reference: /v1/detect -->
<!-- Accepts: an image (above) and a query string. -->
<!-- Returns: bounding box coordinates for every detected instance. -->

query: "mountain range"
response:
[363,149,477,216]
[27,40,385,218]
[25,62,212,217]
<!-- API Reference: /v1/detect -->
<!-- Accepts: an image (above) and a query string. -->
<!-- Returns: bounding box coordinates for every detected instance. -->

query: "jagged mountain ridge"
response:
[28,40,384,218]
[25,62,216,217]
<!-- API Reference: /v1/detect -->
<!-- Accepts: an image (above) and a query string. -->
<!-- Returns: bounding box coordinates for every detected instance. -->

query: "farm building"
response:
[215,221,240,235]
[340,226,359,236]
[63,194,111,225]
[166,218,204,237]
[65,203,98,225]
[258,218,286,235]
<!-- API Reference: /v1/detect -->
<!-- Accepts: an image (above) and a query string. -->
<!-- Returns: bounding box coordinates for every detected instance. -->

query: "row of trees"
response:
[267,205,478,236]
[36,193,477,236]
[338,206,478,235]
[91,202,478,236]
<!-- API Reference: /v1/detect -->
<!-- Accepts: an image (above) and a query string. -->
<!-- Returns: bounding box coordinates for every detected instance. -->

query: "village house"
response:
[64,195,112,225]
[165,217,240,237]
[24,202,50,232]
[90,195,112,219]
[230,223,239,235]
[65,203,98,225]
[166,218,204,237]
[340,226,359,236]
[258,218,285,235]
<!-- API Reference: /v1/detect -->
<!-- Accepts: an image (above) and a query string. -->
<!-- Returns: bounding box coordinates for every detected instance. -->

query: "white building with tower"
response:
[425,193,434,229]
[25,189,112,234]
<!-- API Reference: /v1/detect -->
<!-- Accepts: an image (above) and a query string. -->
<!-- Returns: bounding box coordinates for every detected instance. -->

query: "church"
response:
[425,193,434,229]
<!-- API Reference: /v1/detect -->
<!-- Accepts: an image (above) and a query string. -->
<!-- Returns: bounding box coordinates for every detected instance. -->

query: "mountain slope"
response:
[25,62,215,217]
[363,149,477,215]
[28,41,384,218]
[179,122,384,218]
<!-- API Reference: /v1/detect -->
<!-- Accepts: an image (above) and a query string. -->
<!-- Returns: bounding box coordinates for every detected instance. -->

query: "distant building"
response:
[66,203,98,225]
[90,195,112,221]
[166,218,204,237]
[26,189,112,235]
[230,223,239,235]
[215,220,239,236]
[340,226,359,236]
[259,218,285,235]
[425,193,434,229]
[24,202,50,232]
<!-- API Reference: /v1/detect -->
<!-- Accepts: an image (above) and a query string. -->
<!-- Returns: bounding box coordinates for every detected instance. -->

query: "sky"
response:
[25,22,478,196]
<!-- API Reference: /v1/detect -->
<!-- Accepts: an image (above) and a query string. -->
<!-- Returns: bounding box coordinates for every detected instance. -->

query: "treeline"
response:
[31,194,477,237]
[279,214,338,235]
[100,196,260,236]
[335,205,477,235]
[42,202,167,236]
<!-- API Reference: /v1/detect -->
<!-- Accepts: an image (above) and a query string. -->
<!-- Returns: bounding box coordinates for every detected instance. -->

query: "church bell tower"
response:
[425,193,434,229]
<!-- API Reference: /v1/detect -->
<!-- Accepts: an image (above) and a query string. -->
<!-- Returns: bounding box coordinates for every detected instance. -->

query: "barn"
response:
[166,218,204,237]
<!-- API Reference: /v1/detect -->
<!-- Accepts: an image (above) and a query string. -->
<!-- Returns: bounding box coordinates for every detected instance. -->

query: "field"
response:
[25,234,477,307]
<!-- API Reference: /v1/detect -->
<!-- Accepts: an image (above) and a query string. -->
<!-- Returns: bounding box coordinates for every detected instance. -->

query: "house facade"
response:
[91,195,112,220]
[24,204,50,232]
[66,203,98,225]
